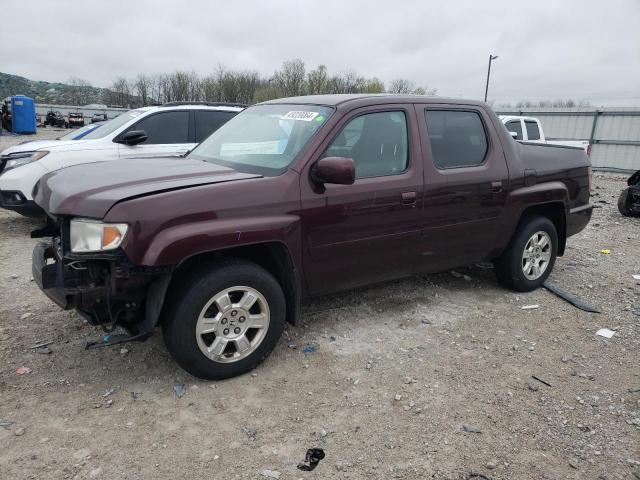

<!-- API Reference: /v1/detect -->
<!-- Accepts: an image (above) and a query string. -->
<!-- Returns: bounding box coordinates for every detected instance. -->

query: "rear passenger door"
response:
[117,110,194,159]
[417,106,509,268]
[194,110,237,143]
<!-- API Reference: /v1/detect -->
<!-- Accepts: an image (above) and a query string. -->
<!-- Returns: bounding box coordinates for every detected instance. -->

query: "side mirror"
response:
[509,131,519,139]
[119,130,148,146]
[312,156,355,185]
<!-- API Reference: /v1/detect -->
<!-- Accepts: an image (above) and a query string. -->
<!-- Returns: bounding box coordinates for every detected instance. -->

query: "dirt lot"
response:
[0,130,638,479]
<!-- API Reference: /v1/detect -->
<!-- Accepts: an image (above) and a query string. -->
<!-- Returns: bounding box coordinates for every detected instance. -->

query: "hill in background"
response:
[0,72,111,105]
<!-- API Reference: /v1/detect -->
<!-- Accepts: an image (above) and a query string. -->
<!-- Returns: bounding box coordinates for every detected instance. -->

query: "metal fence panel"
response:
[595,114,640,142]
[496,107,640,172]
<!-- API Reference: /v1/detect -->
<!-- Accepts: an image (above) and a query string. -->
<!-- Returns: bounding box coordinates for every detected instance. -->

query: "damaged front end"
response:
[31,218,171,343]
[618,170,640,217]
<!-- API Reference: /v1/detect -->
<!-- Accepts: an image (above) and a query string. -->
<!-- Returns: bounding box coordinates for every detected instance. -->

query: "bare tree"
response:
[67,77,92,106]
[307,65,329,94]
[133,74,153,106]
[105,76,132,107]
[272,59,306,97]
[387,78,415,94]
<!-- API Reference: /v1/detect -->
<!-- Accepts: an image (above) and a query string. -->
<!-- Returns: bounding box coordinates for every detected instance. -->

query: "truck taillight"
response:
[586,144,592,157]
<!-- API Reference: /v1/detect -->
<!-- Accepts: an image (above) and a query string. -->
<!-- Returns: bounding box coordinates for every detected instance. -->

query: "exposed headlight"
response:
[3,151,49,172]
[70,218,129,253]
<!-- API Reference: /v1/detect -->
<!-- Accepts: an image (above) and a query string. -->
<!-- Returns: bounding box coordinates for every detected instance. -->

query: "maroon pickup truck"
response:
[31,95,593,379]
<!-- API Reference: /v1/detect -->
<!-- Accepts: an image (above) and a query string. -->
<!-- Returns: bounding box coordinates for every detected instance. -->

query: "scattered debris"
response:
[404,376,417,384]
[260,469,281,479]
[35,346,51,354]
[531,375,552,387]
[527,382,539,392]
[131,392,140,400]
[421,318,432,325]
[596,328,616,339]
[20,312,33,320]
[451,270,473,281]
[542,282,601,313]
[241,427,257,441]
[464,472,492,480]
[599,249,611,254]
[486,461,498,470]
[120,347,129,355]
[173,384,186,398]
[632,274,640,281]
[31,340,53,349]
[303,345,317,354]
[462,424,482,433]
[394,394,402,401]
[14,427,25,436]
[15,366,31,375]
[628,387,640,394]
[0,419,14,430]
[287,342,297,349]
[297,448,325,471]
[102,388,115,398]
[521,304,540,310]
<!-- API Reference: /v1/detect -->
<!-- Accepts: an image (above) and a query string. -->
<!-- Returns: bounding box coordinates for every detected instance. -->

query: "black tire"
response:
[494,215,558,292]
[617,188,632,217]
[161,259,286,380]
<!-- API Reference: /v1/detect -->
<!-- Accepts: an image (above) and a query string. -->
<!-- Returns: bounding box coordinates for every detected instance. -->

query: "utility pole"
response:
[484,54,498,102]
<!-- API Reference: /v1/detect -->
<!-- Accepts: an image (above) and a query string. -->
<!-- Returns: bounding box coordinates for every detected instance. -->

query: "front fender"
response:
[137,215,301,267]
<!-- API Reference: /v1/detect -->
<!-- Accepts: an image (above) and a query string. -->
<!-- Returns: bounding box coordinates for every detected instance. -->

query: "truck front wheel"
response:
[162,259,286,380]
[494,215,558,292]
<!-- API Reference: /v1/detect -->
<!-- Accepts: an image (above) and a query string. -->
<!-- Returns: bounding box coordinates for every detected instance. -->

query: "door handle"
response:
[490,181,503,193]
[401,191,417,205]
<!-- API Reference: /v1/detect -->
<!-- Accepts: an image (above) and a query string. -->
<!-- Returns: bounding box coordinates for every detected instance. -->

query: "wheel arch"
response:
[516,202,567,256]
[154,241,301,327]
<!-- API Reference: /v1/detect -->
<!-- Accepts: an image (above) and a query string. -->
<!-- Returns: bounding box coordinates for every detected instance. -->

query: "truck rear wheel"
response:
[494,215,557,292]
[162,259,286,380]
[617,188,632,216]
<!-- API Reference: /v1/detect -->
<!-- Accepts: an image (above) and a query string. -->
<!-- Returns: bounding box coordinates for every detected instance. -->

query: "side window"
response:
[506,120,523,140]
[323,111,408,178]
[425,110,488,169]
[129,111,189,144]
[195,110,237,143]
[525,120,541,141]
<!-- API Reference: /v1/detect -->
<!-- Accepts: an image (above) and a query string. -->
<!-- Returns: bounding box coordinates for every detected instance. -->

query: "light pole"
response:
[484,54,498,102]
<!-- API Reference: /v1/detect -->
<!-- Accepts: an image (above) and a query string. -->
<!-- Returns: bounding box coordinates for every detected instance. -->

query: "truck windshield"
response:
[189,104,333,176]
[79,109,147,140]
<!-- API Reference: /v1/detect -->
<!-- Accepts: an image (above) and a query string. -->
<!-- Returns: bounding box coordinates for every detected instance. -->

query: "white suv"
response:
[0,103,243,216]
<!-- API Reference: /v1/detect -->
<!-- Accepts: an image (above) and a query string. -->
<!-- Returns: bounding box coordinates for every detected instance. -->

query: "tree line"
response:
[497,99,592,108]
[98,59,437,107]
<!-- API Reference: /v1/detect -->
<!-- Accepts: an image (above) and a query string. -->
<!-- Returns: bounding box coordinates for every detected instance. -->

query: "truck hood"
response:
[1,140,81,156]
[34,158,262,218]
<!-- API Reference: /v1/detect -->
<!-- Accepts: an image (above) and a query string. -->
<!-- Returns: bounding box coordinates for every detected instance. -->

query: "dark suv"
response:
[32,95,593,379]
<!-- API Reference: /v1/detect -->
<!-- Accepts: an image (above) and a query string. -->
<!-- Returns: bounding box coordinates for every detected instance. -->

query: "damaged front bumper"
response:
[32,235,171,334]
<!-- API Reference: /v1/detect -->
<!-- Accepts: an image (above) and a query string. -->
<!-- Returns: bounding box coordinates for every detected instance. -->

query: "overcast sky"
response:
[2,0,639,106]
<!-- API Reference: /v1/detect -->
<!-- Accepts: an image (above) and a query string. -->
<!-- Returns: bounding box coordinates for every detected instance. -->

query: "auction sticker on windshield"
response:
[283,111,319,121]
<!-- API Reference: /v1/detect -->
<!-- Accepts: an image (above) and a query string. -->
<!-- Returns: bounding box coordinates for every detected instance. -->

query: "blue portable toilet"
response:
[11,95,36,134]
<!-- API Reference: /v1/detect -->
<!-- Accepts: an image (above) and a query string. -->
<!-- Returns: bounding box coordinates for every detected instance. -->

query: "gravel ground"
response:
[0,131,639,479]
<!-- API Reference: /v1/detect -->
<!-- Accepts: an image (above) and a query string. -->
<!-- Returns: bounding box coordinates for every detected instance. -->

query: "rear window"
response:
[195,110,238,143]
[525,120,541,141]
[425,110,488,169]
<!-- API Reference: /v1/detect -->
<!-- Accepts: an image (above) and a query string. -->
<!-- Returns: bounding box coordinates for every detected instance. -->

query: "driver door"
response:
[299,105,425,295]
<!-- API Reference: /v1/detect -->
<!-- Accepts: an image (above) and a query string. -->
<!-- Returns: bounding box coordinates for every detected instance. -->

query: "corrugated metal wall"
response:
[496,107,640,173]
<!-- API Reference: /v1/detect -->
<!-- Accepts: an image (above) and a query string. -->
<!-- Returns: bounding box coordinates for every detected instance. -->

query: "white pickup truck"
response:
[500,115,591,155]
